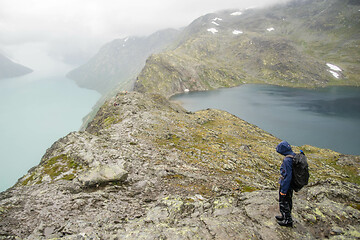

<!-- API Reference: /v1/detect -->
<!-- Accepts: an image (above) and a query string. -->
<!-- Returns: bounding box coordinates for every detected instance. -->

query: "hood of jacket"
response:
[276,141,295,156]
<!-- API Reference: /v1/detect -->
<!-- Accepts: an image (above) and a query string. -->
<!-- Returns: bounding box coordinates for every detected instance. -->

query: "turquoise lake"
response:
[171,84,360,156]
[0,72,100,192]
[2,80,359,192]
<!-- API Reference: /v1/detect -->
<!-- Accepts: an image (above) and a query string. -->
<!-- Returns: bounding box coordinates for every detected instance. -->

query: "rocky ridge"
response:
[0,92,359,239]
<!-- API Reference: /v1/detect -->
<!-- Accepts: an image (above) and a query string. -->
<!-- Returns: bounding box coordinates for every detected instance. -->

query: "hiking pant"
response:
[279,188,293,220]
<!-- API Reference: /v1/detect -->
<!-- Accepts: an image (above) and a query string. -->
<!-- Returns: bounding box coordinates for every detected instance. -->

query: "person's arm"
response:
[280,158,292,194]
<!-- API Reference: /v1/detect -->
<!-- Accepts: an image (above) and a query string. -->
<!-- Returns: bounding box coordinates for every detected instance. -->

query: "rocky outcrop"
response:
[0,92,359,239]
[77,164,128,187]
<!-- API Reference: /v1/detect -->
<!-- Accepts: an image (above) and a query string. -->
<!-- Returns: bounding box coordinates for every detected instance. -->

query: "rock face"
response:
[0,92,359,239]
[77,164,128,187]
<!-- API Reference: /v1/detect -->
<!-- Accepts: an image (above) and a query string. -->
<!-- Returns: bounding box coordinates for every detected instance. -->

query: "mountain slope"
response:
[67,29,180,94]
[0,92,359,239]
[134,0,360,97]
[0,53,33,79]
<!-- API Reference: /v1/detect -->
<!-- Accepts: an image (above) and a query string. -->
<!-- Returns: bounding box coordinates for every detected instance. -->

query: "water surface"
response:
[0,72,99,192]
[171,84,360,155]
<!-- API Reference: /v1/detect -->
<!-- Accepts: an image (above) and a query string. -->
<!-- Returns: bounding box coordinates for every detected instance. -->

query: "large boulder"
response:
[78,164,128,187]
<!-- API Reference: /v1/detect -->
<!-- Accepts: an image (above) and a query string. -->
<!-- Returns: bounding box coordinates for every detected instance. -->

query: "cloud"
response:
[0,0,290,66]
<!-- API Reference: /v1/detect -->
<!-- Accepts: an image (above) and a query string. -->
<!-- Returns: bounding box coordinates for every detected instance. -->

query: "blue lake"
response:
[0,72,100,192]
[171,84,360,156]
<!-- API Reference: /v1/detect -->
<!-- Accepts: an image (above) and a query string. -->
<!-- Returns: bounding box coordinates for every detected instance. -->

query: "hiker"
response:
[276,140,295,227]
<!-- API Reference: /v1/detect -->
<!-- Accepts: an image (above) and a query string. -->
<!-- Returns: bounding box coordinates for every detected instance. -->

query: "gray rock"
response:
[0,92,359,240]
[78,164,128,187]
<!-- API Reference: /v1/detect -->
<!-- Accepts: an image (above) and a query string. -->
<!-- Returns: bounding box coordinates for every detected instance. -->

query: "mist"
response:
[0,0,290,69]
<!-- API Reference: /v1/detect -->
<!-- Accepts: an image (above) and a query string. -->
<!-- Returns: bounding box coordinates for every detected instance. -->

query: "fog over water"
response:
[0,66,100,192]
[0,0,290,66]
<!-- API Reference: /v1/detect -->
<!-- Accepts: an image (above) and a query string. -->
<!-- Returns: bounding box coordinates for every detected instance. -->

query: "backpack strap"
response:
[285,155,294,158]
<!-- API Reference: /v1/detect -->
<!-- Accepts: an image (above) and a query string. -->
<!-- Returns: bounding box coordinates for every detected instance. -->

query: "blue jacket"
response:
[276,141,295,194]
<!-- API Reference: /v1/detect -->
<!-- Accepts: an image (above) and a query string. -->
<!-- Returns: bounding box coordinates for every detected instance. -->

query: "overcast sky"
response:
[0,0,289,70]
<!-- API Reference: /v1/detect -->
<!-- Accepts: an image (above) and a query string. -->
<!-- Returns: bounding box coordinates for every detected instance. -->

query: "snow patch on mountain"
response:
[326,63,342,72]
[230,11,242,16]
[207,28,218,34]
[329,71,340,79]
[123,37,129,47]
[326,63,342,79]
[233,30,243,35]
[211,18,222,27]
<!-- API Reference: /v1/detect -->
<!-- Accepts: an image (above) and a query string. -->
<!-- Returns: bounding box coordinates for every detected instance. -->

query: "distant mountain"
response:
[69,0,359,98]
[1,1,359,238]
[0,53,33,79]
[67,29,181,94]
[134,0,360,97]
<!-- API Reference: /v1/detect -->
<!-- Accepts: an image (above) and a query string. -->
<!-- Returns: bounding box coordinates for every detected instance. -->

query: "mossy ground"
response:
[20,154,84,186]
[2,91,359,240]
[106,94,359,196]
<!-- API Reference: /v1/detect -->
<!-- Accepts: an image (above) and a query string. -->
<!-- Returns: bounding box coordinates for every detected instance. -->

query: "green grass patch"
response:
[164,174,185,180]
[21,172,36,186]
[42,154,83,181]
[331,163,360,185]
[103,116,120,128]
[235,178,258,192]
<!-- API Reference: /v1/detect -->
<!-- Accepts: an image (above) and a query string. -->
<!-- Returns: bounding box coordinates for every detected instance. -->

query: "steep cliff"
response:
[0,92,359,239]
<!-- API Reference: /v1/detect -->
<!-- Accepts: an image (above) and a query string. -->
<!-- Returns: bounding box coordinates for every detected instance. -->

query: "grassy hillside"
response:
[134,0,360,97]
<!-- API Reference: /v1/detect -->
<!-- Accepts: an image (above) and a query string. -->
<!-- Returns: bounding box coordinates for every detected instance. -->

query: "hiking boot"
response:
[277,219,293,227]
[275,215,284,221]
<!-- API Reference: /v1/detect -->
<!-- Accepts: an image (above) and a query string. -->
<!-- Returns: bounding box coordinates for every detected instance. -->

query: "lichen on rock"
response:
[0,92,359,239]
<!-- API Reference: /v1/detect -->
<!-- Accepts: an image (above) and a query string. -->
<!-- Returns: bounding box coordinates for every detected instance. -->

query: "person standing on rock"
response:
[275,140,295,227]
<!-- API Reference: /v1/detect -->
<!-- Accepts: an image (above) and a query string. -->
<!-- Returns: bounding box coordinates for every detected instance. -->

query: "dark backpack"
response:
[288,152,309,192]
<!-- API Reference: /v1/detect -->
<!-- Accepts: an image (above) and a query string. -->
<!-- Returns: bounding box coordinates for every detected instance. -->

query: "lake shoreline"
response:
[171,84,360,156]
[170,82,360,99]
